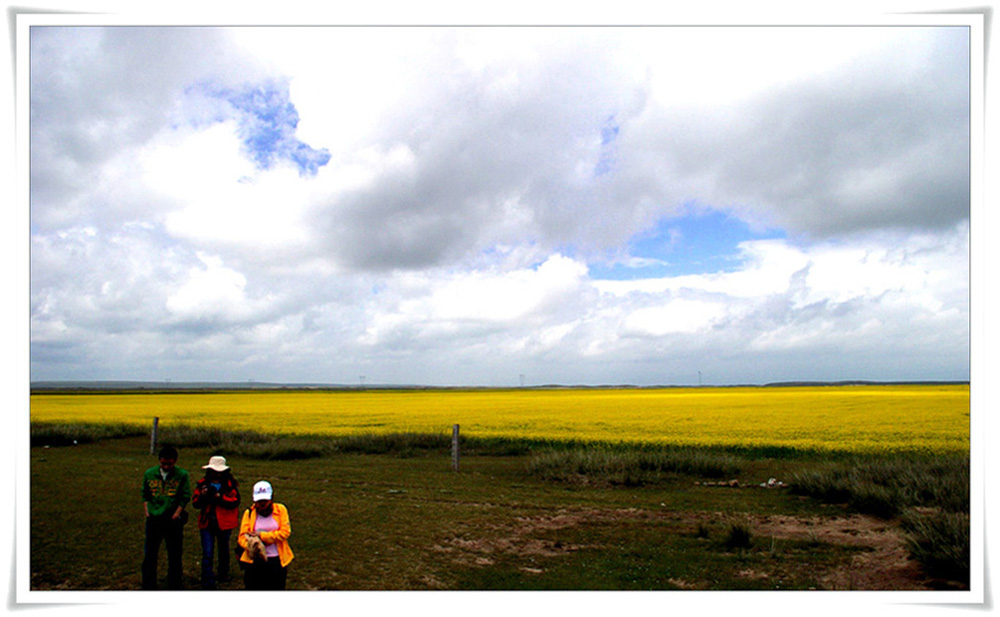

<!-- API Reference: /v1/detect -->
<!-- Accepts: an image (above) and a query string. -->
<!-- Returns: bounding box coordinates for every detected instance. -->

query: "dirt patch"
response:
[434,511,594,567]
[737,568,771,580]
[420,574,449,589]
[434,507,664,572]
[667,577,706,589]
[436,507,935,590]
[752,513,895,546]
[676,510,933,590]
[749,513,927,590]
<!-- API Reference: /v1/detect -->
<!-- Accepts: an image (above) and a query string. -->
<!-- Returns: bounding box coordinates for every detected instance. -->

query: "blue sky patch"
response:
[188,80,331,176]
[589,209,786,280]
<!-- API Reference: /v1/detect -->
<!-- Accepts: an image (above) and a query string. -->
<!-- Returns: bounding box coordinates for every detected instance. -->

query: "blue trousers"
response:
[199,526,232,589]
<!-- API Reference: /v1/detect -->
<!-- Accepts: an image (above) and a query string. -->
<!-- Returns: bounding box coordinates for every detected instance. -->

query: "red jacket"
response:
[192,476,241,530]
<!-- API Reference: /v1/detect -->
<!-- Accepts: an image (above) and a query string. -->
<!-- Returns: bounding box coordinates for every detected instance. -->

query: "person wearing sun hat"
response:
[238,480,294,589]
[191,455,241,589]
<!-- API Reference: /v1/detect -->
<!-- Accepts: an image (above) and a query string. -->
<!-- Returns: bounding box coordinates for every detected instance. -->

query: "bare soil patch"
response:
[750,513,929,590]
[433,511,596,567]
[436,506,935,590]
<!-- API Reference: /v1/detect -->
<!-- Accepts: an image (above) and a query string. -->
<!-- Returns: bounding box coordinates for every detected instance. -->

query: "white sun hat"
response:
[201,455,229,472]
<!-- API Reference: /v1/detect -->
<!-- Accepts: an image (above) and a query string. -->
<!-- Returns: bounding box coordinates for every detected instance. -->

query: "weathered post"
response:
[150,417,159,455]
[451,424,460,472]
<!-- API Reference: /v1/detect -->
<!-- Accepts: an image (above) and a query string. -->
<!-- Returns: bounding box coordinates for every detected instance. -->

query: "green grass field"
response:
[29,424,970,592]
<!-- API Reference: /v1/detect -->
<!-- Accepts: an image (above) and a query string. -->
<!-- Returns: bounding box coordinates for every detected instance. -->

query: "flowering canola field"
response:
[30,385,969,454]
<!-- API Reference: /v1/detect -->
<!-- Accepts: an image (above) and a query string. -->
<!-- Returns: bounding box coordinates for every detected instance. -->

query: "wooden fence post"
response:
[452,424,460,472]
[150,417,159,455]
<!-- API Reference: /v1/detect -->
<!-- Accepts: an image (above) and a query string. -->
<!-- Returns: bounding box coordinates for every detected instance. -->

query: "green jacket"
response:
[142,465,191,517]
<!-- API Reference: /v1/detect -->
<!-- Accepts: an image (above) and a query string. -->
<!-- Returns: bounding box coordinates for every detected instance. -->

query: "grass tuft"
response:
[790,454,969,587]
[789,455,969,518]
[724,521,753,551]
[30,422,147,447]
[155,424,331,460]
[901,510,970,586]
[525,446,743,486]
[332,432,451,455]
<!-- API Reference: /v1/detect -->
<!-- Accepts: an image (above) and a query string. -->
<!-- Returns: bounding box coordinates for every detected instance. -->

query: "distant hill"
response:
[30,379,969,393]
[761,380,969,387]
[30,380,357,392]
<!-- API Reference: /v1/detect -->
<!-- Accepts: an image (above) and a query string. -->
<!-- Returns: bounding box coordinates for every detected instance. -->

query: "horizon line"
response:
[29,378,972,391]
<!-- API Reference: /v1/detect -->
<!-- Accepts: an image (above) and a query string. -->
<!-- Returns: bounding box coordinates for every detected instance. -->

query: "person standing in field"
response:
[192,455,240,589]
[141,445,191,590]
[238,480,294,590]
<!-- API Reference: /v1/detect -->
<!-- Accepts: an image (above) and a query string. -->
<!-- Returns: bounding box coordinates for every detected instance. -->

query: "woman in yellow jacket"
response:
[238,480,294,589]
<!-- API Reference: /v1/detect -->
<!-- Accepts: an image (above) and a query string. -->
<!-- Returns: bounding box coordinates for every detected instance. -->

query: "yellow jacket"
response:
[238,503,294,568]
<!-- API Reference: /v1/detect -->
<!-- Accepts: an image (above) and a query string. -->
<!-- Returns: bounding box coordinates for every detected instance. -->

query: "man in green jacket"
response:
[141,445,191,589]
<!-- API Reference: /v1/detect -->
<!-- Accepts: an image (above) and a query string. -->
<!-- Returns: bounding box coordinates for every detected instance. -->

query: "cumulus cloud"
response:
[266,26,968,274]
[27,24,973,385]
[360,254,592,348]
[30,28,247,227]
[589,222,969,375]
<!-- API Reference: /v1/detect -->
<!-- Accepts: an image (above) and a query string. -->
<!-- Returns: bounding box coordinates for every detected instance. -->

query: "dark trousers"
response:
[200,525,232,589]
[142,514,184,589]
[243,558,287,590]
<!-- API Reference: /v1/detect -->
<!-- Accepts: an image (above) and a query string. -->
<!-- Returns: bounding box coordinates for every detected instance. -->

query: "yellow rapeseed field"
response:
[29,385,969,454]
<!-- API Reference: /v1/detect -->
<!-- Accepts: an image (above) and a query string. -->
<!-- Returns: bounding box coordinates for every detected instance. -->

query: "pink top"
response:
[254,512,281,558]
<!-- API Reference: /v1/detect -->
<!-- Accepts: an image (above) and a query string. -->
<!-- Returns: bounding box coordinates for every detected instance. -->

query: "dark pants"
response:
[200,524,232,589]
[142,514,184,589]
[243,558,287,590]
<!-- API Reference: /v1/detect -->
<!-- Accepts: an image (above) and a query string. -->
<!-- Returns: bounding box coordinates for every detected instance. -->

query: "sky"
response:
[26,20,975,387]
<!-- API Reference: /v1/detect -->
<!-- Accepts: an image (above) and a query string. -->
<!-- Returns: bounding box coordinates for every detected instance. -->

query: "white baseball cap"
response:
[253,480,273,501]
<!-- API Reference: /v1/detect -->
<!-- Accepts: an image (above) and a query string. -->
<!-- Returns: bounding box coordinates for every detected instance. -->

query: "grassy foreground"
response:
[29,424,969,591]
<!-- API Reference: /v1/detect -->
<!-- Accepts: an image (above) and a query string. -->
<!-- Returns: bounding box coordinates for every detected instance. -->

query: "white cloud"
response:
[623,300,728,336]
[361,254,590,345]
[166,253,250,318]
[27,24,974,385]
